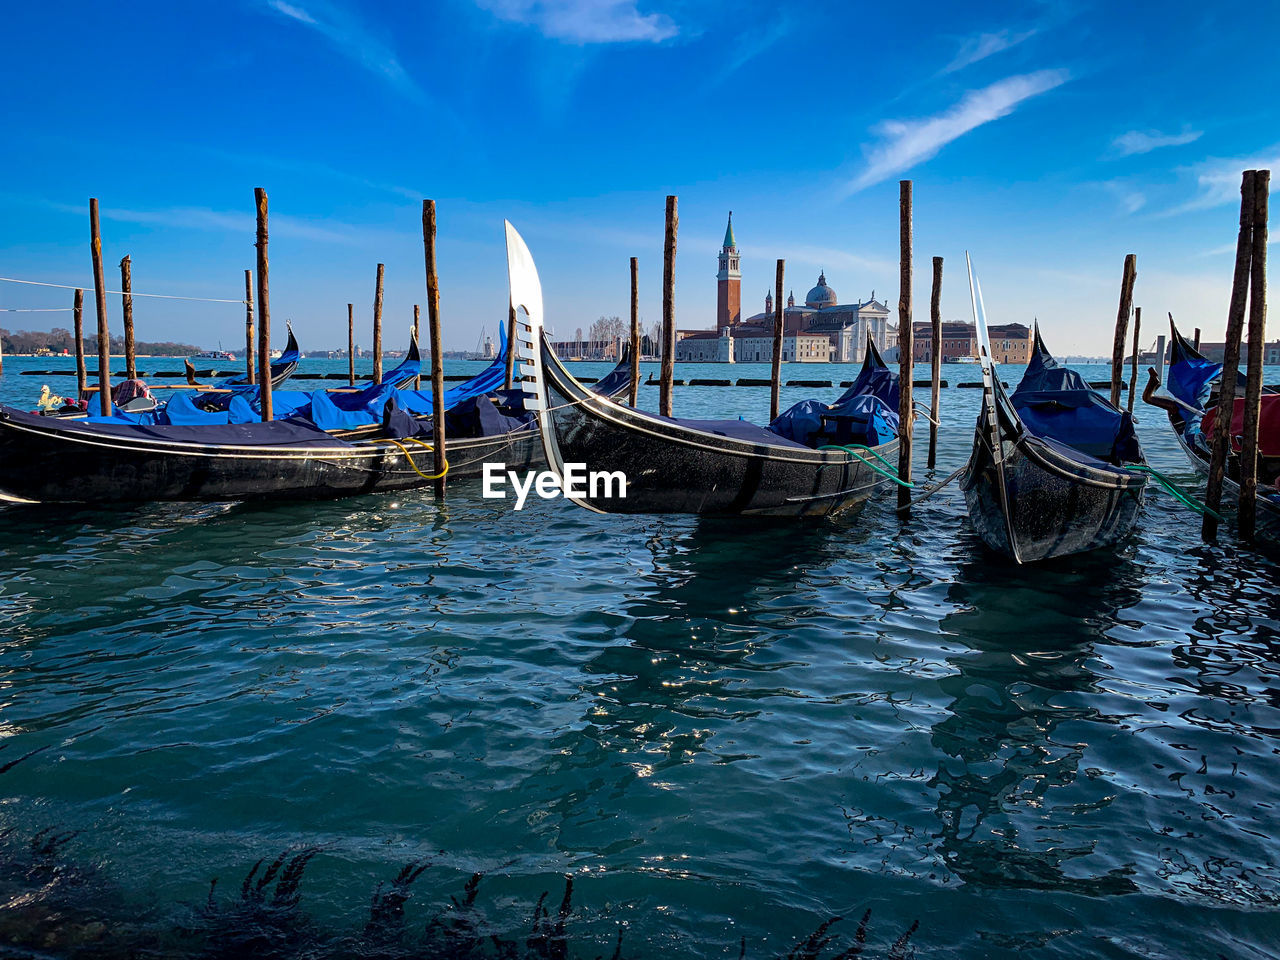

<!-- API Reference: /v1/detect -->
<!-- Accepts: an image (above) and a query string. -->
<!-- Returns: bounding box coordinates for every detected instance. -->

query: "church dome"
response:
[805,272,837,308]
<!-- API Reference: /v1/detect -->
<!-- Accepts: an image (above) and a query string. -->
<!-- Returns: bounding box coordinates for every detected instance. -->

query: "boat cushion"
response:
[1201,395,1280,456]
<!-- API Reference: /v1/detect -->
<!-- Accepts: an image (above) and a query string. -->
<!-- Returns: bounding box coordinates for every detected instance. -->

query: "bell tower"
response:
[716,211,741,328]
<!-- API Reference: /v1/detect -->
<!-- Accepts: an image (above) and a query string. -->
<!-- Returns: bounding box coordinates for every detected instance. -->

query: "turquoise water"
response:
[1,355,1278,958]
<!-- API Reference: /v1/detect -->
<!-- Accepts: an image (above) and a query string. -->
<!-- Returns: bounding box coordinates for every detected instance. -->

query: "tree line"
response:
[1,327,201,356]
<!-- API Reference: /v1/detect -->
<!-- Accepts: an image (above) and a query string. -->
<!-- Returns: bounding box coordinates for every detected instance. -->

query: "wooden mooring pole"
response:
[771,259,784,421]
[1127,306,1141,414]
[73,288,86,396]
[1239,169,1270,541]
[120,255,136,379]
[629,257,639,407]
[897,180,914,515]
[88,198,111,415]
[415,304,424,390]
[347,304,355,386]
[504,303,516,391]
[372,263,384,384]
[1193,327,1202,352]
[1111,254,1136,408]
[660,195,677,418]
[928,256,943,469]
[254,187,273,423]
[244,269,256,385]
[1203,170,1256,540]
[422,200,447,499]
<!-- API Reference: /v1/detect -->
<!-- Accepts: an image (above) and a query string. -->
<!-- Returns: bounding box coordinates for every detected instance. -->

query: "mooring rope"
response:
[907,464,967,506]
[1127,464,1223,520]
[369,436,449,481]
[0,277,246,304]
[0,307,75,312]
[818,444,915,488]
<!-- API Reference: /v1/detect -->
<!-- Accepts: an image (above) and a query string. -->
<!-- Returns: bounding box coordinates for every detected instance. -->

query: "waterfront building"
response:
[675,213,890,363]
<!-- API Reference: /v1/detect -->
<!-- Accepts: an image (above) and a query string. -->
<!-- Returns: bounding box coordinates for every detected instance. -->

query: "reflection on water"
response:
[1,373,1279,957]
[930,551,1145,896]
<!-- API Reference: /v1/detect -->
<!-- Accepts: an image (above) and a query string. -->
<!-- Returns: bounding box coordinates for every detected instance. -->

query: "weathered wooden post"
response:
[89,198,111,415]
[1203,170,1256,539]
[660,195,677,417]
[422,200,447,499]
[254,187,273,422]
[928,256,943,469]
[1239,169,1270,540]
[73,288,86,396]
[897,180,914,514]
[629,257,640,407]
[771,259,784,421]
[244,269,256,385]
[347,304,355,386]
[1193,328,1202,352]
[119,255,136,379]
[414,304,424,390]
[1127,306,1142,413]
[372,263,384,384]
[503,303,516,391]
[1111,254,1137,407]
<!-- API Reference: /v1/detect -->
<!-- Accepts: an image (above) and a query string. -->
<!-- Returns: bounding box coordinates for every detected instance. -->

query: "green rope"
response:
[1127,464,1224,521]
[819,444,915,488]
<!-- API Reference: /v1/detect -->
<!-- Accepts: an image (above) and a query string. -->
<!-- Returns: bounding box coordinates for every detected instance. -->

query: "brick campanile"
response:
[716,211,741,328]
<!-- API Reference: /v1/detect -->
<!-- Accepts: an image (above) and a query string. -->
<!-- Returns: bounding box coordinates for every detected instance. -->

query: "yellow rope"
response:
[371,436,449,480]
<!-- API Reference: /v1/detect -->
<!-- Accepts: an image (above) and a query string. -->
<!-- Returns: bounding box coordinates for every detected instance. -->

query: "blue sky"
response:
[0,0,1276,354]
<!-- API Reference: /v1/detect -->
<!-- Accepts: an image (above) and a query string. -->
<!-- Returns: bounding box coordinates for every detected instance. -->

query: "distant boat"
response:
[943,355,980,364]
[191,347,236,362]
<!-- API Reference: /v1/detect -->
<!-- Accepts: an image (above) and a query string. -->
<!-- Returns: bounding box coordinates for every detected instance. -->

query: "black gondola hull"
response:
[962,417,1146,562]
[0,406,540,503]
[538,340,895,517]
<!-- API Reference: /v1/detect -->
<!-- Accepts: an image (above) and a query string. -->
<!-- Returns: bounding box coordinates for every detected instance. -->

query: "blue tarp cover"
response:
[768,345,901,448]
[1011,333,1141,463]
[14,404,350,447]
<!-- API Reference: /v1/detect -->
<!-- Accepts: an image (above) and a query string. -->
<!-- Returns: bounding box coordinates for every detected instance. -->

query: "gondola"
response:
[505,221,900,516]
[960,263,1148,563]
[212,322,302,389]
[1143,318,1280,548]
[0,314,637,503]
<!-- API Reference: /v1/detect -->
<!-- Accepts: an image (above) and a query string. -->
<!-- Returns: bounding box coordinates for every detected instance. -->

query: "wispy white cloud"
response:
[1112,127,1202,157]
[264,0,423,100]
[941,29,1036,75]
[1162,148,1280,216]
[846,69,1070,194]
[474,0,678,43]
[706,16,792,88]
[1099,179,1146,215]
